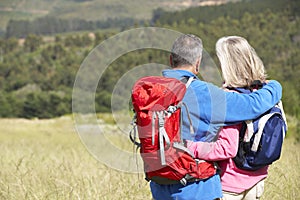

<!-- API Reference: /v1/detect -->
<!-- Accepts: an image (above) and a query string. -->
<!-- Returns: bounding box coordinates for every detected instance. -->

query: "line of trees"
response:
[5,16,140,38]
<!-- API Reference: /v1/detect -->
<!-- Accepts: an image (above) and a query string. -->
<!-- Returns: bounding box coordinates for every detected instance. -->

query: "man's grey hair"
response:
[170,34,203,68]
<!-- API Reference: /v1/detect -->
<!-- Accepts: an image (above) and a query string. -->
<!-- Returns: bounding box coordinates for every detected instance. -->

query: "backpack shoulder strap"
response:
[243,120,254,143]
[185,77,194,88]
[251,111,282,152]
[277,101,288,130]
[180,76,195,88]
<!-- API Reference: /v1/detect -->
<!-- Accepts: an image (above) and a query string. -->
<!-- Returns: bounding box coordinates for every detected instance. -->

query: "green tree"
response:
[24,34,43,52]
[0,92,13,117]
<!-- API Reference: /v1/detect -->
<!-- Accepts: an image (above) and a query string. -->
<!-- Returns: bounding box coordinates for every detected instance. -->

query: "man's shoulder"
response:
[188,78,209,89]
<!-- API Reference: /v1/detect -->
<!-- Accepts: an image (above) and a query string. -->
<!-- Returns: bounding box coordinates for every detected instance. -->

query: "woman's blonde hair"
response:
[216,36,267,88]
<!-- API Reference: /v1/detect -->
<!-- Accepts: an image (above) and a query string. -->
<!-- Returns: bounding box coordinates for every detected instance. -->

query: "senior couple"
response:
[149,34,283,200]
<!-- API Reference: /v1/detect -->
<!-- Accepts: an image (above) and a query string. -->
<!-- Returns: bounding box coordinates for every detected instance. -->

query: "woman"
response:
[187,36,277,200]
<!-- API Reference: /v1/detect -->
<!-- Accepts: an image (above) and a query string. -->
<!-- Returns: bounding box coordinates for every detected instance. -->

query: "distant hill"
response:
[0,0,238,34]
[0,0,299,120]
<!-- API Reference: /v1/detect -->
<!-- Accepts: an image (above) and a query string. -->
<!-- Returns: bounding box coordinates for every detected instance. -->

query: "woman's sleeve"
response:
[187,124,241,161]
[207,80,282,123]
[225,81,282,121]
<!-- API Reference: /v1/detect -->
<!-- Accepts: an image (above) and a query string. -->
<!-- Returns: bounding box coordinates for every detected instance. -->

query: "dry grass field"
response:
[0,116,299,200]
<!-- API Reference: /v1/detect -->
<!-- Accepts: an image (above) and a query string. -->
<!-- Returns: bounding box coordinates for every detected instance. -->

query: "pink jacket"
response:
[187,124,268,193]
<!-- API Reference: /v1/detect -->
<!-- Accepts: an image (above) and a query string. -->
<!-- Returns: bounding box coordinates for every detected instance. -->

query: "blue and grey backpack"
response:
[230,85,288,171]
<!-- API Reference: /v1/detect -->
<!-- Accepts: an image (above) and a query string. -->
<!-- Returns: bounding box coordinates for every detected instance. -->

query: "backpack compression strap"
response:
[156,111,171,166]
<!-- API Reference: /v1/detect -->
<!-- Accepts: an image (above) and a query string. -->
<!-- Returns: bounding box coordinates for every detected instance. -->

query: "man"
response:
[149,34,282,200]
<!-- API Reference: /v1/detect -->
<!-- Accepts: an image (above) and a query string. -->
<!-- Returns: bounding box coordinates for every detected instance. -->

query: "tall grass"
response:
[262,139,300,199]
[0,117,151,199]
[0,116,299,199]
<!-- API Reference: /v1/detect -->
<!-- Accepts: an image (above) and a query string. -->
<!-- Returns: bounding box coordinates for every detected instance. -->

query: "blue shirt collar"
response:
[162,69,199,80]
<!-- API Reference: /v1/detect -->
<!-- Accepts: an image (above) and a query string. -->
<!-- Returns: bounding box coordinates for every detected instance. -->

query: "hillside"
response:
[0,0,299,125]
[0,0,237,34]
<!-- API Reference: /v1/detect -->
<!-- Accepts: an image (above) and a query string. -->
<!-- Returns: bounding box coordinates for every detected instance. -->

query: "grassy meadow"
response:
[0,115,299,200]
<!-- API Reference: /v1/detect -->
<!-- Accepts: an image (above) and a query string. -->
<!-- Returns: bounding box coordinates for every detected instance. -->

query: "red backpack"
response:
[130,76,217,185]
